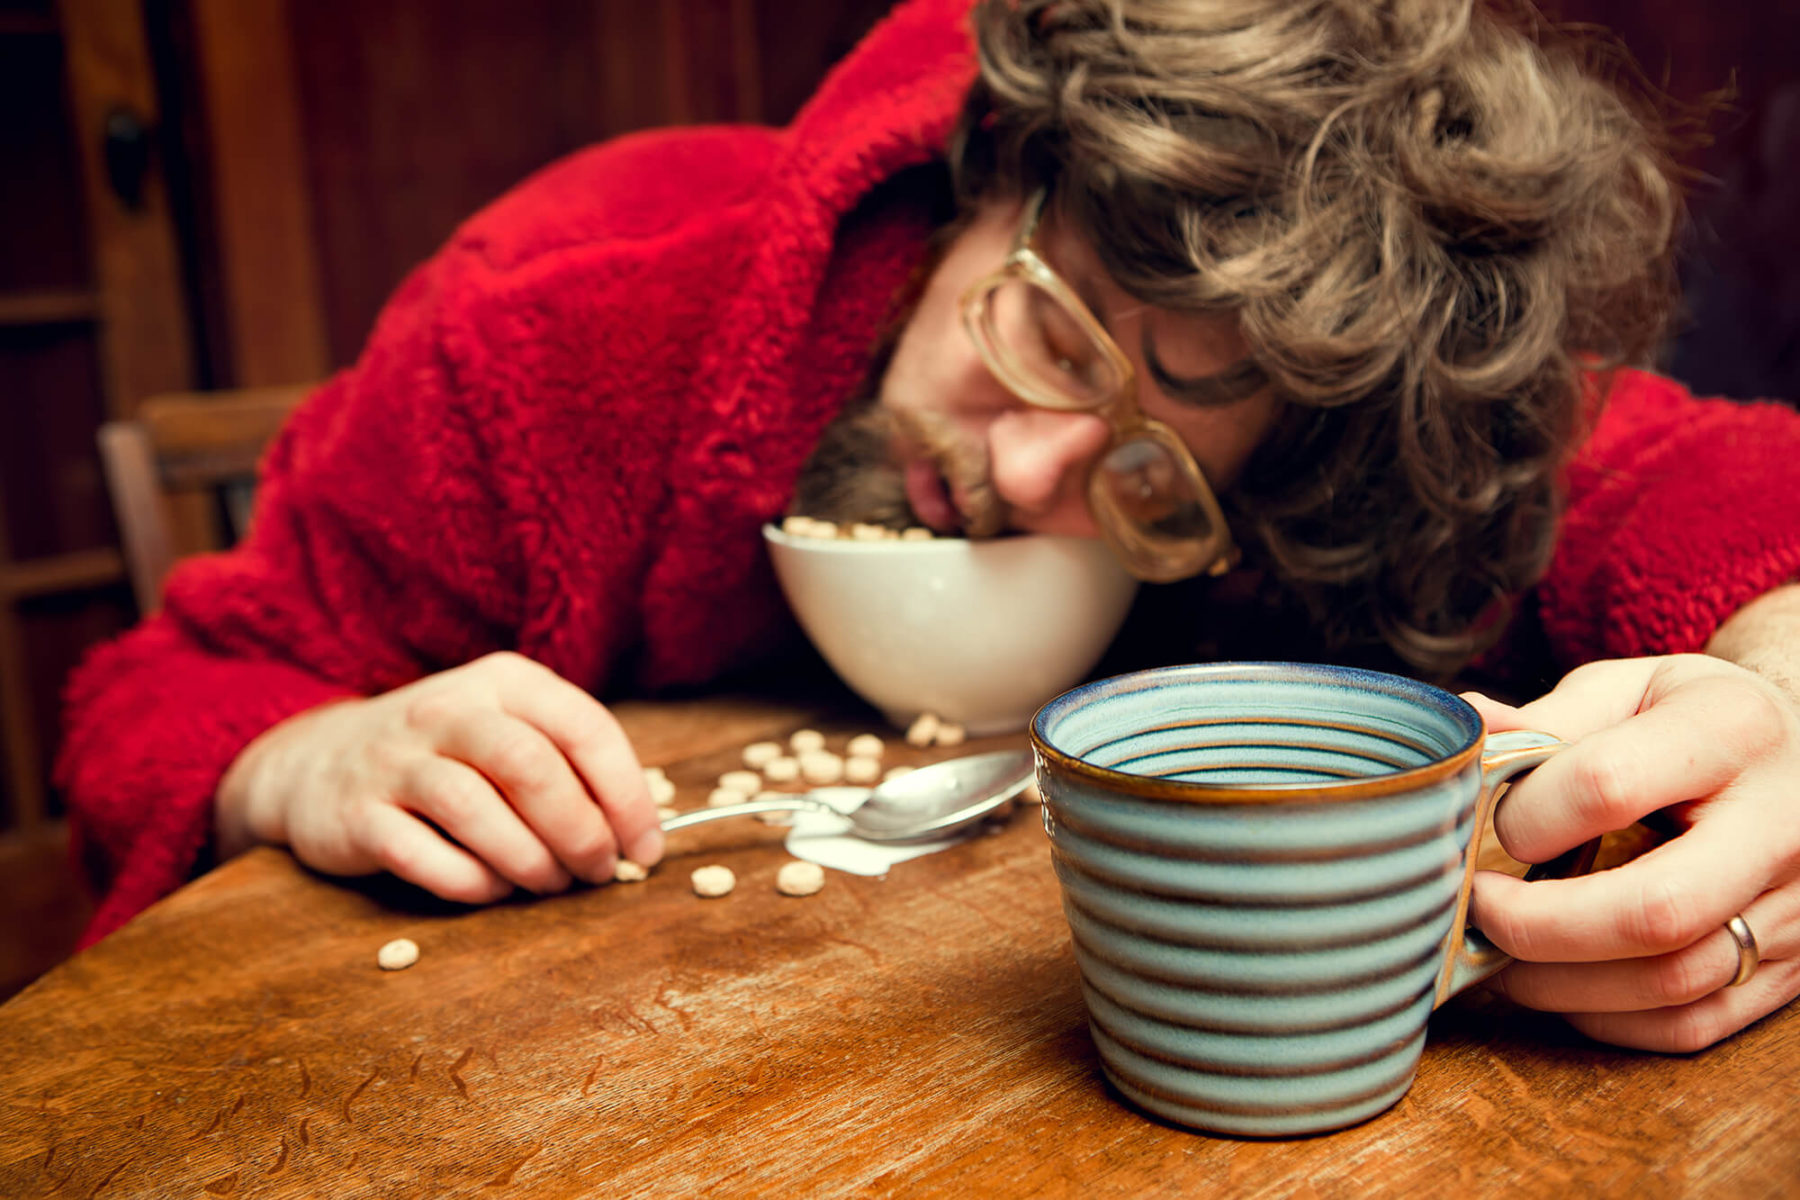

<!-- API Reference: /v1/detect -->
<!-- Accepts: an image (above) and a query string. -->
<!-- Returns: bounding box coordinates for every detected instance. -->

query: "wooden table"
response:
[3,694,1796,1198]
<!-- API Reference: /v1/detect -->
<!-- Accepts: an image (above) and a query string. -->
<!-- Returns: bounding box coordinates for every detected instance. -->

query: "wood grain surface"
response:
[1,695,1795,1199]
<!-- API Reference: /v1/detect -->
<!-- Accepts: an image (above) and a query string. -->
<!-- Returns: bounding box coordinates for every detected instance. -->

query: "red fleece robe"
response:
[57,0,1800,946]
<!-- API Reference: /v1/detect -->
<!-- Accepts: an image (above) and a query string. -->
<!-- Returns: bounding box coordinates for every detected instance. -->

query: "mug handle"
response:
[1434,729,1603,1006]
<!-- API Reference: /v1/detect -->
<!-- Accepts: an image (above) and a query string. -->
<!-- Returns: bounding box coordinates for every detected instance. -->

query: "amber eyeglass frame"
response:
[957,189,1238,582]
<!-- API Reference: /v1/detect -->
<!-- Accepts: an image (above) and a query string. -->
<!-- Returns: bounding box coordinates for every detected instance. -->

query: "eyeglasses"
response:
[958,189,1238,582]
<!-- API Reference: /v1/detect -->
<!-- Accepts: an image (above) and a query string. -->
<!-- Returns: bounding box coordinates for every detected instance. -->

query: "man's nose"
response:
[986,406,1113,518]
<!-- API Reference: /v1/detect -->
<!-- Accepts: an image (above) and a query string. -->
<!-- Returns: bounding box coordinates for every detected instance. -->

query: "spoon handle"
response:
[661,795,842,833]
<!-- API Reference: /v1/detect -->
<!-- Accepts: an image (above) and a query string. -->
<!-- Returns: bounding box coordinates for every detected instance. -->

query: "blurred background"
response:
[1,0,1795,999]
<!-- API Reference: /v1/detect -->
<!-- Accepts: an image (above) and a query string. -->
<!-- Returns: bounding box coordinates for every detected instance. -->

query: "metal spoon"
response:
[660,749,1035,844]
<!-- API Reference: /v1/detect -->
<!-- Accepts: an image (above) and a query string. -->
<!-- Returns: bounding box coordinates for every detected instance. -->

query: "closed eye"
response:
[1143,333,1267,408]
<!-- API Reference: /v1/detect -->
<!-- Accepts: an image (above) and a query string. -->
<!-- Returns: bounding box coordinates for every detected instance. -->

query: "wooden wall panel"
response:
[271,0,893,370]
[59,0,194,418]
[188,0,330,387]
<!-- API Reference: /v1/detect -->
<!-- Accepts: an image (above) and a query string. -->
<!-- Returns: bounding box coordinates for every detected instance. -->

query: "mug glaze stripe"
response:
[1081,984,1428,1077]
[1063,903,1451,995]
[1052,859,1459,950]
[1031,662,1568,1137]
[1072,947,1437,1035]
[1048,798,1476,863]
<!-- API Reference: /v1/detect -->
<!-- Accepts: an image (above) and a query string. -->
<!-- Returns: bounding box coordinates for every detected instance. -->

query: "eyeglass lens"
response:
[981,276,1125,409]
[1090,432,1225,569]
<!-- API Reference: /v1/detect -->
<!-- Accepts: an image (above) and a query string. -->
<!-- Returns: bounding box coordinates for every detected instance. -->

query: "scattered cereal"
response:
[646,770,676,805]
[850,523,892,542]
[905,712,941,747]
[776,860,826,897]
[844,755,881,784]
[763,755,800,783]
[882,765,916,783]
[691,865,736,897]
[799,750,844,785]
[708,785,750,808]
[615,861,648,882]
[935,722,967,748]
[900,527,934,541]
[377,938,420,971]
[719,769,763,794]
[782,515,841,539]
[743,741,783,769]
[846,733,884,759]
[789,728,826,754]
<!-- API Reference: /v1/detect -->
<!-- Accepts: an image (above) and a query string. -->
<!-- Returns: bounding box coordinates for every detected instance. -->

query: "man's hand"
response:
[215,651,664,903]
[1464,654,1800,1052]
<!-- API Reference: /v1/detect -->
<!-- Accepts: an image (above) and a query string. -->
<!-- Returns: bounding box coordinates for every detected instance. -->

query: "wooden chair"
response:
[97,384,311,615]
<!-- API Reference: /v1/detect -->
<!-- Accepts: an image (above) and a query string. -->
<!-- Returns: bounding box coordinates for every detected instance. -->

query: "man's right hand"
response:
[214,651,663,903]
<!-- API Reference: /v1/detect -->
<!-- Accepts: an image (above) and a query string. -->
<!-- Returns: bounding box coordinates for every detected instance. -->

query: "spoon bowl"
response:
[660,750,1036,844]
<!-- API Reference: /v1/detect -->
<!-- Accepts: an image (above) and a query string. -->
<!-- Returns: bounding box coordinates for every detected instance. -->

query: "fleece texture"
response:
[57,0,1800,946]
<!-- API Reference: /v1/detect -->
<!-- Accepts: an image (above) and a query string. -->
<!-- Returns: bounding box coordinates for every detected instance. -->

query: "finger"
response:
[400,757,572,894]
[1489,883,1799,1013]
[1469,812,1775,962]
[1490,925,1748,1013]
[1563,957,1800,1053]
[438,711,619,884]
[488,661,663,866]
[357,804,512,905]
[1475,658,1663,742]
[1491,678,1767,862]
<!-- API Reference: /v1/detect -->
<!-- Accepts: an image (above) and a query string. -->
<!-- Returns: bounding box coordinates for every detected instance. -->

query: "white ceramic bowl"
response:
[764,525,1139,735]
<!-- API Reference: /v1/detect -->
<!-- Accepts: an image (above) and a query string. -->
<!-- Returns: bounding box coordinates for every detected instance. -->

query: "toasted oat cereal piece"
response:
[850,522,892,542]
[844,755,881,784]
[789,728,826,754]
[377,938,420,971]
[776,860,826,897]
[691,865,736,898]
[881,765,916,783]
[799,750,844,785]
[742,740,783,769]
[656,805,679,822]
[846,733,885,759]
[708,785,750,808]
[905,712,940,747]
[763,755,800,783]
[719,769,763,794]
[934,722,967,748]
[782,515,834,539]
[615,861,649,883]
[645,768,676,805]
[900,527,934,541]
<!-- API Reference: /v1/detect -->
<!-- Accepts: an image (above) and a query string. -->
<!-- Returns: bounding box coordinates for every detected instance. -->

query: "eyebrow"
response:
[1142,333,1268,408]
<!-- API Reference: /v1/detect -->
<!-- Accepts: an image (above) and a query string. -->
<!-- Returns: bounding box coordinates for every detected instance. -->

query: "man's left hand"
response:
[1463,654,1800,1052]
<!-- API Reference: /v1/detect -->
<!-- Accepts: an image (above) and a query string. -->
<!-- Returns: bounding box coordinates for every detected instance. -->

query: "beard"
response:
[789,392,1010,537]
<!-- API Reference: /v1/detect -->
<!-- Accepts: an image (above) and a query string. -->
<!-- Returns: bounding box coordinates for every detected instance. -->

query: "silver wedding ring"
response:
[1725,913,1761,988]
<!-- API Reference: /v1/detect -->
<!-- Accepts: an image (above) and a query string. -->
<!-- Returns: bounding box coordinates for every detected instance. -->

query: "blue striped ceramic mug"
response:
[1031,662,1598,1138]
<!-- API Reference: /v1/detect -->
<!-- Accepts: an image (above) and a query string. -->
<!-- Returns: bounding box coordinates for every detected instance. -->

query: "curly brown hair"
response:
[949,0,1683,677]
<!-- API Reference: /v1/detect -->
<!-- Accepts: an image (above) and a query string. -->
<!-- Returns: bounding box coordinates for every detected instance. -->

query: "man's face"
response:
[797,196,1282,551]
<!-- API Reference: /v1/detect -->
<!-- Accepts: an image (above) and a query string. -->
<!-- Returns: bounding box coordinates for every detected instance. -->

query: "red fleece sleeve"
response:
[57,245,528,947]
[1537,370,1800,664]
